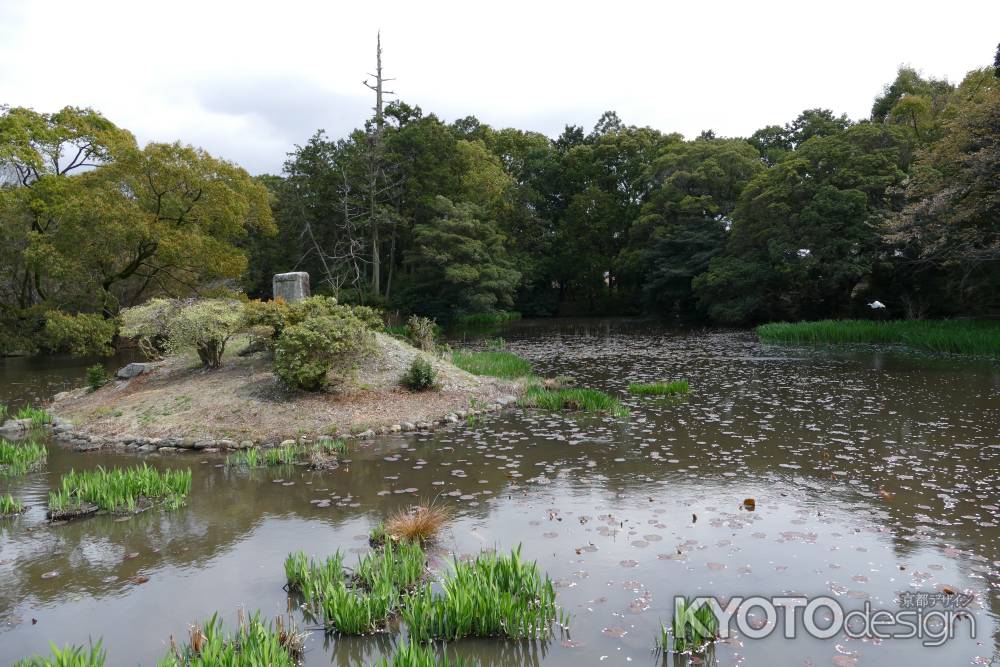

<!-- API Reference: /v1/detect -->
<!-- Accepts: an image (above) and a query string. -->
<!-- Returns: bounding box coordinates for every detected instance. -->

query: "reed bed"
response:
[628,380,689,395]
[452,311,521,327]
[158,611,303,667]
[0,439,47,476]
[450,350,532,378]
[519,384,628,417]
[369,641,469,667]
[0,493,25,516]
[48,464,192,518]
[13,642,106,667]
[756,319,1000,356]
[401,546,564,642]
[14,406,52,428]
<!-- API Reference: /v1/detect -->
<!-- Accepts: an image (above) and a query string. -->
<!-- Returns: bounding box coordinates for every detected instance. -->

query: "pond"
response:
[1,319,998,666]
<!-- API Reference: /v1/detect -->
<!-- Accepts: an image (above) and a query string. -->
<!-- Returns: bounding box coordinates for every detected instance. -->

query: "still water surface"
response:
[1,320,998,666]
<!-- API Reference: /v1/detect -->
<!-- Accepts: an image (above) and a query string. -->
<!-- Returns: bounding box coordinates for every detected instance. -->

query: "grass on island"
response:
[13,641,106,667]
[1,493,25,517]
[451,350,532,378]
[659,597,719,654]
[0,440,47,476]
[159,611,303,667]
[226,439,347,469]
[48,464,192,519]
[285,539,428,635]
[519,384,628,417]
[757,319,1000,356]
[370,641,469,667]
[14,406,52,429]
[401,546,565,642]
[628,380,690,396]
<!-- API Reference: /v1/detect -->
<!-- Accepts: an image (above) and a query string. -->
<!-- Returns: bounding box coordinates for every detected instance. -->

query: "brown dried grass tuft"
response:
[385,502,453,544]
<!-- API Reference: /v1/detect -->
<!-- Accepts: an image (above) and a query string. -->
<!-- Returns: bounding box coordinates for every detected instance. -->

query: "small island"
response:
[48,279,523,452]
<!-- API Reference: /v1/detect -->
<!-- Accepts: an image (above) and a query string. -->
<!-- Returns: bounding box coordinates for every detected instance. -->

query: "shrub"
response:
[451,350,531,378]
[402,356,436,391]
[405,315,436,351]
[86,364,111,391]
[121,298,245,368]
[42,311,117,357]
[273,312,374,391]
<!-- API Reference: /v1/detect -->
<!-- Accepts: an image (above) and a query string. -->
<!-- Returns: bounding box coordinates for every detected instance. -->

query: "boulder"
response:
[116,363,156,380]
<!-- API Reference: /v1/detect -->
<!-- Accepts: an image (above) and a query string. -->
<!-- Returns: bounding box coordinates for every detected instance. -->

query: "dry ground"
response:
[51,334,518,442]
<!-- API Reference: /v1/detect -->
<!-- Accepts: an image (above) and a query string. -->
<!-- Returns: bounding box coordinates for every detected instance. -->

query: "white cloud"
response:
[3,0,998,173]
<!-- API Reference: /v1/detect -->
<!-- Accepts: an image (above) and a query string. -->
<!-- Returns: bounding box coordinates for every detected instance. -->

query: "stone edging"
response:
[34,395,519,455]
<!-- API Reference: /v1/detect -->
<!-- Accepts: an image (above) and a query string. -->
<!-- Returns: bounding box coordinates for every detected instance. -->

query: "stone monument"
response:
[272,272,310,304]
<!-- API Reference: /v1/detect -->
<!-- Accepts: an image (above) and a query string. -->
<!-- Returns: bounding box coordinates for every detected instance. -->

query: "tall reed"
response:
[757,319,1000,356]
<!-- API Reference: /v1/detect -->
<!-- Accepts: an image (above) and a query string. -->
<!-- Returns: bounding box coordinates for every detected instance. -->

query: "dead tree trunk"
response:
[363,32,394,297]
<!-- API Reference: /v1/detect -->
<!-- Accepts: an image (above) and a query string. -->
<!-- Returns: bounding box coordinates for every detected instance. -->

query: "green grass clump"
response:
[0,493,25,516]
[286,540,427,635]
[0,404,7,423]
[451,350,532,378]
[401,546,564,642]
[158,611,302,667]
[14,641,106,667]
[369,641,469,667]
[659,597,719,654]
[14,406,52,428]
[48,464,192,517]
[519,385,628,417]
[0,440,47,476]
[227,439,347,468]
[757,319,1000,356]
[284,550,346,601]
[402,356,437,391]
[628,380,689,395]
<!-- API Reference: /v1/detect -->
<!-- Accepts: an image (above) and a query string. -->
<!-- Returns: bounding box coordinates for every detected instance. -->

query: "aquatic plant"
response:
[47,464,192,517]
[756,319,1000,356]
[659,596,719,654]
[451,350,532,378]
[402,356,437,391]
[369,640,470,667]
[0,439,47,476]
[0,403,7,423]
[0,493,25,516]
[400,546,563,642]
[15,406,52,428]
[13,641,106,667]
[86,364,111,392]
[384,503,453,544]
[159,611,303,667]
[628,380,689,395]
[284,550,346,601]
[285,540,427,635]
[519,384,628,417]
[227,439,346,468]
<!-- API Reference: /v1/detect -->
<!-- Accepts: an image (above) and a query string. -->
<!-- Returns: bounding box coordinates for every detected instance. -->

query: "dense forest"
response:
[1,48,999,355]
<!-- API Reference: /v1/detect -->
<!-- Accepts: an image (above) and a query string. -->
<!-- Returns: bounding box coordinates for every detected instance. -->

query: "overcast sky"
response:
[3,1,997,174]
